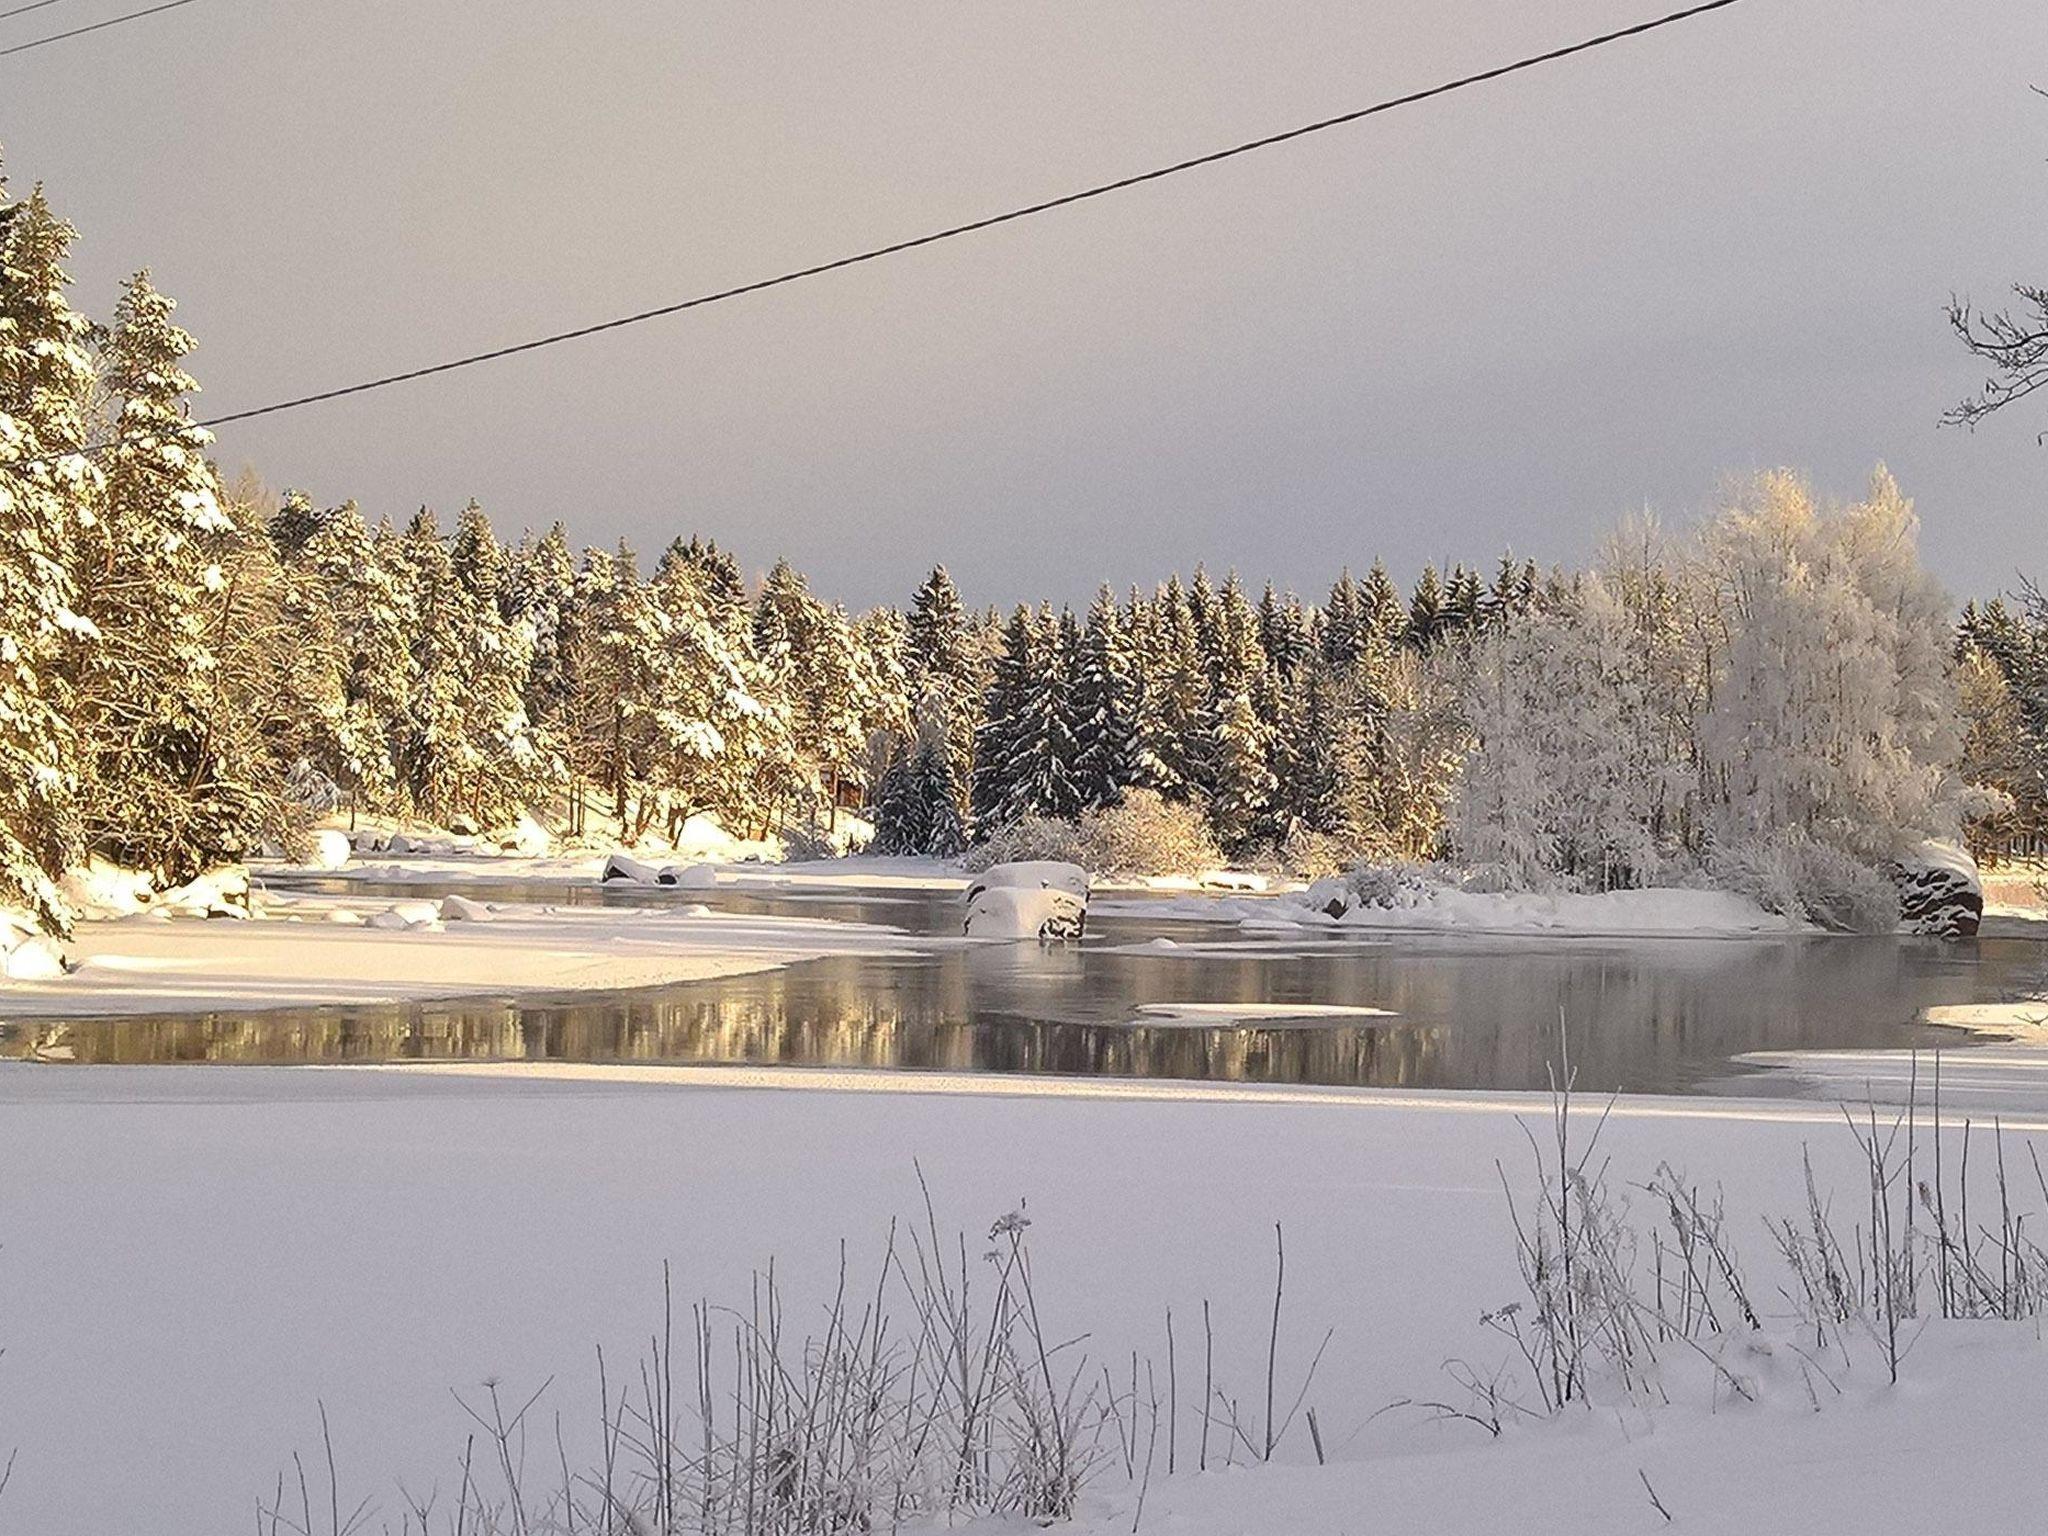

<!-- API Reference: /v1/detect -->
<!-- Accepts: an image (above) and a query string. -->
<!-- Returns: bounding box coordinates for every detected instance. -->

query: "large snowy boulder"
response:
[0,911,66,980]
[158,869,255,920]
[964,861,1091,904]
[59,859,156,918]
[310,829,352,870]
[964,884,1088,941]
[1890,841,1982,939]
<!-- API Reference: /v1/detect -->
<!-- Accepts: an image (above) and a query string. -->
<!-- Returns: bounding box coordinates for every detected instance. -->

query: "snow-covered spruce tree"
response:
[0,174,99,926]
[73,270,287,882]
[503,522,580,819]
[903,565,981,809]
[1258,582,1312,679]
[1320,569,1365,670]
[447,501,541,824]
[1143,576,1209,801]
[281,498,410,820]
[972,604,1080,827]
[873,693,963,856]
[212,475,345,825]
[1361,559,1405,655]
[970,605,1030,829]
[1957,590,2048,845]
[1070,585,1143,811]
[1201,575,1276,853]
[1406,563,1447,651]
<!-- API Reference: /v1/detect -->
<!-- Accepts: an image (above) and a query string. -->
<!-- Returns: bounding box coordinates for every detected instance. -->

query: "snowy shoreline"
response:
[0,894,936,1018]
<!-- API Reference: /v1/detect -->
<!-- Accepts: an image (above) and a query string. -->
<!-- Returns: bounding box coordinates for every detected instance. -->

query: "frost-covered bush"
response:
[1078,790,1221,876]
[1710,830,1900,932]
[963,814,1092,872]
[968,792,1221,877]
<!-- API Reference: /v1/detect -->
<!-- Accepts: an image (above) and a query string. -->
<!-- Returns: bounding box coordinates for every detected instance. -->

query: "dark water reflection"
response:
[6,882,2043,1094]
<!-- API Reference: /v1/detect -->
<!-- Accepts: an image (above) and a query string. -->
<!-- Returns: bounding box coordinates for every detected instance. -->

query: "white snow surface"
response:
[3,1065,2048,1533]
[1100,883,1802,937]
[0,893,931,1016]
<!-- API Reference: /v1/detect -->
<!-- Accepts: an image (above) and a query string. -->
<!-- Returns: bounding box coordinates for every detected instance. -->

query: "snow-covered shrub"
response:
[963,815,1091,872]
[1309,860,1441,917]
[1710,830,1899,933]
[1077,789,1220,876]
[970,794,1224,878]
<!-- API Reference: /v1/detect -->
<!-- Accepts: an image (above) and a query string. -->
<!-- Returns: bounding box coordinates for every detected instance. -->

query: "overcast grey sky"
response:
[7,0,2044,609]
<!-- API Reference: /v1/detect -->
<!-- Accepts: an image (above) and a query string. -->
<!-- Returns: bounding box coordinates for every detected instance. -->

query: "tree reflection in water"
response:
[6,900,2034,1094]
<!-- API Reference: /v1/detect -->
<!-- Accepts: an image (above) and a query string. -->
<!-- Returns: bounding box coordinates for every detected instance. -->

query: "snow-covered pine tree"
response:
[0,175,98,926]
[1070,585,1143,811]
[75,270,283,881]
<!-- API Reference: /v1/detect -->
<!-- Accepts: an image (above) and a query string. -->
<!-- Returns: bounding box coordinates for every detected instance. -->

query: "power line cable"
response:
[8,0,1750,459]
[0,0,77,25]
[0,0,196,58]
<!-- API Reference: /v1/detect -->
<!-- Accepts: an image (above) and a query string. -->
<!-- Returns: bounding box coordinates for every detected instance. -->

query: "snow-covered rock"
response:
[59,859,156,918]
[501,814,552,857]
[158,870,254,920]
[602,852,678,885]
[310,829,352,870]
[668,862,719,890]
[1890,841,1982,939]
[964,861,1091,904]
[324,908,365,926]
[365,899,443,931]
[963,884,1088,941]
[0,911,66,980]
[438,895,493,923]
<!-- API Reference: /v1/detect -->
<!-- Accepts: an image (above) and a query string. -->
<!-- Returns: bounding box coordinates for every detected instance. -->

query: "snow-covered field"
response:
[5,1063,2048,1533]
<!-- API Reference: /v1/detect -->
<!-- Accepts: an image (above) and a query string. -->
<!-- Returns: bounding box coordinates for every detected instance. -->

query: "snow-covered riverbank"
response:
[3,1064,2048,1532]
[0,894,935,1017]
